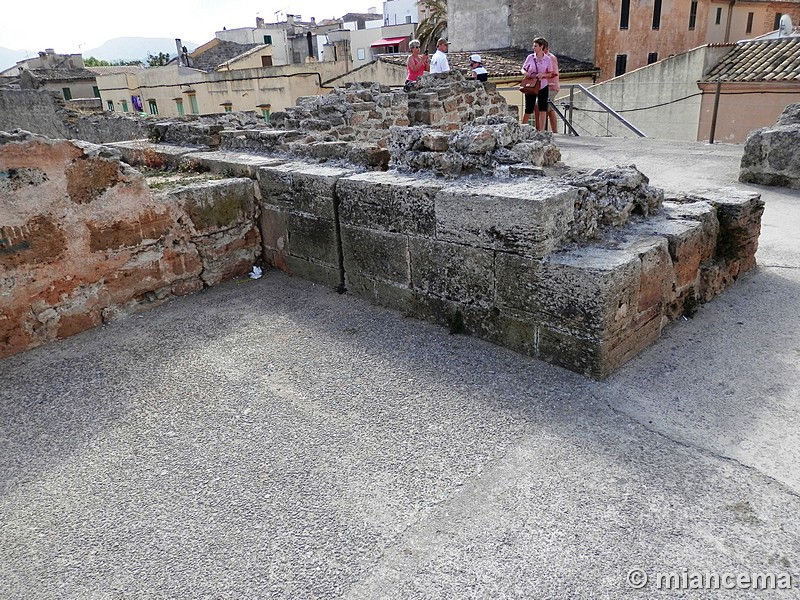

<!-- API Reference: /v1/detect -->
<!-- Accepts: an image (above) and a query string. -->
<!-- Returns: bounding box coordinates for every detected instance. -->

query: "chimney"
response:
[256,16,265,28]
[175,39,185,66]
[287,14,295,25]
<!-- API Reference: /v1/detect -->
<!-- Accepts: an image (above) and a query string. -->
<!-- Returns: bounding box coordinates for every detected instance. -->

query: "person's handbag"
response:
[519,74,540,95]
[519,56,540,94]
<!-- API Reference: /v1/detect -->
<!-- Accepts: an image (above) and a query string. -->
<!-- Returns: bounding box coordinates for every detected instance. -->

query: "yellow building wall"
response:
[96,61,350,118]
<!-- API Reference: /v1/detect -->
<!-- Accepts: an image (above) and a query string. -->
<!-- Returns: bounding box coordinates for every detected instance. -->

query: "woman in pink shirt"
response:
[521,37,555,131]
[405,39,428,91]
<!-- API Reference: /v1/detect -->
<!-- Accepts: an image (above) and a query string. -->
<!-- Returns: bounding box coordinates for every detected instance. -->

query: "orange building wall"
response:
[595,0,709,81]
[697,83,800,142]
[707,1,800,43]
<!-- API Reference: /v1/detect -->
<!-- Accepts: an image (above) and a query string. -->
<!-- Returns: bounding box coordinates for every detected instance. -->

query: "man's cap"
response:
[437,38,448,45]
[469,54,481,63]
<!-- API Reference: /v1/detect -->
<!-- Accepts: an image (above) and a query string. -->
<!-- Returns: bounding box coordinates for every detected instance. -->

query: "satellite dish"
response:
[779,14,793,37]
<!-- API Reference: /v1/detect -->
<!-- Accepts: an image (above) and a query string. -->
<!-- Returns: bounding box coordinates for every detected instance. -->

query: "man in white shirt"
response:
[429,38,450,73]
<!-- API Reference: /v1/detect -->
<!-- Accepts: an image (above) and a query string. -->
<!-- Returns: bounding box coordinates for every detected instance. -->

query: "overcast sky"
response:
[1,0,378,53]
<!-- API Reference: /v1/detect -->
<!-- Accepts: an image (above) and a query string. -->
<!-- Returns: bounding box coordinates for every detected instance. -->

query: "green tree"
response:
[84,56,111,67]
[147,52,171,67]
[416,0,448,53]
[112,59,144,66]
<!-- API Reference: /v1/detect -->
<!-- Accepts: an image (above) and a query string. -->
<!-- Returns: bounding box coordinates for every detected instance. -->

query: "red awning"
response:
[370,36,409,47]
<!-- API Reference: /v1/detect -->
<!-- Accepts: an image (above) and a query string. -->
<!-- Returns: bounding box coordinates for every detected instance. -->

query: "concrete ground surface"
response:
[2,136,799,599]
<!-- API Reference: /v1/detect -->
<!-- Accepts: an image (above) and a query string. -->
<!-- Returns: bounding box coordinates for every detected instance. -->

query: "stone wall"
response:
[1,132,763,377]
[0,132,260,359]
[245,153,761,378]
[739,103,800,189]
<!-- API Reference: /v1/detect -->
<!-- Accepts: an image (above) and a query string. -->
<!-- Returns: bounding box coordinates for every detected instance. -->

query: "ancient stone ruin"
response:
[739,102,800,189]
[1,73,764,378]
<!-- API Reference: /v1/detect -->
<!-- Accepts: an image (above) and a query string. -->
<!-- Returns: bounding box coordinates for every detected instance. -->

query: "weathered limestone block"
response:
[739,102,800,189]
[341,225,410,287]
[337,171,443,236]
[161,178,261,286]
[258,162,352,219]
[106,140,201,170]
[257,162,352,286]
[177,150,285,178]
[564,166,664,240]
[409,239,495,307]
[219,129,304,154]
[435,179,578,257]
[150,121,224,147]
[666,189,764,301]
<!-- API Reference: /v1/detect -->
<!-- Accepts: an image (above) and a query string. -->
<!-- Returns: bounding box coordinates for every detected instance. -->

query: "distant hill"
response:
[84,37,199,63]
[0,47,31,72]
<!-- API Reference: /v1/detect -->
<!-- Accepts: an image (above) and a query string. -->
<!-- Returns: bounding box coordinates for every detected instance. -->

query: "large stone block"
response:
[409,238,495,307]
[257,162,352,220]
[497,247,642,339]
[337,171,444,236]
[341,225,410,286]
[739,103,800,189]
[286,213,339,266]
[178,150,286,178]
[166,179,257,236]
[435,179,577,257]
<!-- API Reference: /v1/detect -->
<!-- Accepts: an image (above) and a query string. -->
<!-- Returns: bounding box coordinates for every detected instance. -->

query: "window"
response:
[405,15,412,24]
[689,1,698,30]
[121,100,129,112]
[773,13,782,31]
[93,86,100,98]
[107,100,114,111]
[188,94,199,114]
[715,7,723,25]
[652,0,662,29]
[263,35,272,45]
[746,11,754,34]
[615,54,627,77]
[148,99,158,115]
[175,99,184,116]
[647,52,658,64]
[62,87,72,100]
[357,48,366,60]
[620,0,630,29]
[261,55,273,67]
[222,103,232,113]
[258,104,271,122]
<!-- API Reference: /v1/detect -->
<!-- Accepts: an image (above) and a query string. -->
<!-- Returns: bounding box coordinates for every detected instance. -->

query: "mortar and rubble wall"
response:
[1,130,763,377]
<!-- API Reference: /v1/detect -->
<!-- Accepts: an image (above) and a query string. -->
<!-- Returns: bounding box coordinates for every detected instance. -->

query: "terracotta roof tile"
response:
[704,37,800,82]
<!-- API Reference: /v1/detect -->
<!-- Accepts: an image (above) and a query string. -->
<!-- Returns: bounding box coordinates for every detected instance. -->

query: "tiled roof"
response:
[703,37,800,82]
[86,66,145,76]
[380,48,598,78]
[25,68,98,82]
[191,41,261,72]
[216,44,270,69]
[340,13,382,22]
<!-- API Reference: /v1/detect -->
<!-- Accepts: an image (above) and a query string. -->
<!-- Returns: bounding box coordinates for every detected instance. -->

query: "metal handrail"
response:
[558,84,647,137]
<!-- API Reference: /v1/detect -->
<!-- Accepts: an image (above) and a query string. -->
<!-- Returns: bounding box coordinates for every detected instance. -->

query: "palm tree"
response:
[416,0,448,53]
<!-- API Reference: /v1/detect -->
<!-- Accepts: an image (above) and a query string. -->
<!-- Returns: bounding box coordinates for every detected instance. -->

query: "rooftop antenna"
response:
[778,14,793,38]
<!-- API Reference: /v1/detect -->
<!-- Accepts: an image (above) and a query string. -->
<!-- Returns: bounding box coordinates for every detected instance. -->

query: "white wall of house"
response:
[567,45,731,141]
[383,0,418,26]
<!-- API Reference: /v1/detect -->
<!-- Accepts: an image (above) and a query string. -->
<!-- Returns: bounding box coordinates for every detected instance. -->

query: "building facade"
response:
[448,0,800,80]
